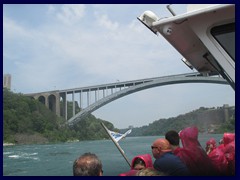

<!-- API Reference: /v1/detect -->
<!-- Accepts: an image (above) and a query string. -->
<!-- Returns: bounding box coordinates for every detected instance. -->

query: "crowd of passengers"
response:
[73,126,235,176]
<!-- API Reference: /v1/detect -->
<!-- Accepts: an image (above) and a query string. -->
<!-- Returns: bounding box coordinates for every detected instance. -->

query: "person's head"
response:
[131,154,153,170]
[165,130,180,146]
[73,152,103,176]
[223,133,235,146]
[179,126,198,140]
[205,138,216,153]
[151,138,171,159]
[133,157,146,170]
[219,138,223,145]
[136,167,167,176]
[179,126,199,148]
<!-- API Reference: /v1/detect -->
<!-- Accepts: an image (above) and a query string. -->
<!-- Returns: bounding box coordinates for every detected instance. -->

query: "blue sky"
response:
[3,4,235,129]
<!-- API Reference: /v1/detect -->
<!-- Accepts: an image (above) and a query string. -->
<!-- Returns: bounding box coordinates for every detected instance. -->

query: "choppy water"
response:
[3,134,223,176]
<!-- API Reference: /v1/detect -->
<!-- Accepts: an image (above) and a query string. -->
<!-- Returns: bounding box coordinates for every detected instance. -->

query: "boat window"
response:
[203,52,235,90]
[211,23,235,61]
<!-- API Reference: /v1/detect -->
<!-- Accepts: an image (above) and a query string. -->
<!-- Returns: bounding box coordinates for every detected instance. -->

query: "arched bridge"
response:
[24,72,229,126]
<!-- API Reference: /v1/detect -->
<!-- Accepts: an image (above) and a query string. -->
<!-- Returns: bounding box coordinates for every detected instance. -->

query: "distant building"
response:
[3,74,11,90]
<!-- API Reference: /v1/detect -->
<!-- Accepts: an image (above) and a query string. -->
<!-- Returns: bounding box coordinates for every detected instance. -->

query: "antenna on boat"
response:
[167,4,176,16]
[137,10,159,35]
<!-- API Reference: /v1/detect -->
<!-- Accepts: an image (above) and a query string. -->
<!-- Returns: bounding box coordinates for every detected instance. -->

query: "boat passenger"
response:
[165,130,200,175]
[119,154,153,176]
[222,133,235,175]
[136,167,167,176]
[206,138,228,176]
[151,138,191,176]
[206,138,217,155]
[73,152,103,176]
[179,126,218,176]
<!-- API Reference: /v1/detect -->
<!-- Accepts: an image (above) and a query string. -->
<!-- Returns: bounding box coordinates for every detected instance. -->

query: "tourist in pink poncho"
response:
[179,126,217,176]
[119,154,153,176]
[222,133,235,175]
[206,138,228,175]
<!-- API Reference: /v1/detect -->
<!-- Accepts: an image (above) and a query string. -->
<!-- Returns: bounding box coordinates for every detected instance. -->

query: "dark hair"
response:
[73,152,102,176]
[133,158,146,167]
[165,130,180,146]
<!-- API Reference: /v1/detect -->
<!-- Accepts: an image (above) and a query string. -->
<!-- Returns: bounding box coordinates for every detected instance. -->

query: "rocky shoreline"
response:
[4,133,49,146]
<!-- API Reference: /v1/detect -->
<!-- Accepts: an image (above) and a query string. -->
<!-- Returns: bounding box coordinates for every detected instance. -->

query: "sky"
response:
[3,4,235,129]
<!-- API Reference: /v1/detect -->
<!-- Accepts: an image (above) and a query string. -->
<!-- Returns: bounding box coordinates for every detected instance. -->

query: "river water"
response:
[3,134,223,176]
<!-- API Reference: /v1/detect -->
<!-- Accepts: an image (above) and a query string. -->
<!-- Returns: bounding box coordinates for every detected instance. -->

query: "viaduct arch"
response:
[24,74,229,126]
[67,75,228,125]
[29,92,61,117]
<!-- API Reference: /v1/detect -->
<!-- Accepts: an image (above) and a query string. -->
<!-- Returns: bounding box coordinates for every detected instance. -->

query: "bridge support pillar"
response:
[55,93,60,117]
[60,92,67,120]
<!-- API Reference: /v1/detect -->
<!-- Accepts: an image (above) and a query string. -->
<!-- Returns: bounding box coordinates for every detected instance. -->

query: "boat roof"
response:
[153,4,233,27]
[151,4,235,77]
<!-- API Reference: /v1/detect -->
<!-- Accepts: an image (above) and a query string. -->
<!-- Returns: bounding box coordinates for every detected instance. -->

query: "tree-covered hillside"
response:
[121,106,235,136]
[3,88,118,144]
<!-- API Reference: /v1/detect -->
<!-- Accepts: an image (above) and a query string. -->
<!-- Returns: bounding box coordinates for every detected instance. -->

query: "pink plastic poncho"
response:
[222,133,235,175]
[179,127,217,176]
[206,138,228,175]
[119,154,153,176]
[208,148,228,175]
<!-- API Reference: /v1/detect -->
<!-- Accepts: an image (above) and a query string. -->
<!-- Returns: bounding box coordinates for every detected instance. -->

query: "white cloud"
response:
[3,5,193,92]
[56,4,86,25]
[3,16,33,40]
[95,13,119,30]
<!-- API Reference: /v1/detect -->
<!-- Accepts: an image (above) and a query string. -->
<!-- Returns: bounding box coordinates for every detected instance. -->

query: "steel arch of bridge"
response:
[67,75,228,126]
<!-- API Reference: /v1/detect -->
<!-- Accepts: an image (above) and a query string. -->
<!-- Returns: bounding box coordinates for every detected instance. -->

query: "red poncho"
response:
[209,149,228,175]
[206,138,217,152]
[119,154,153,176]
[222,133,235,175]
[178,127,217,176]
